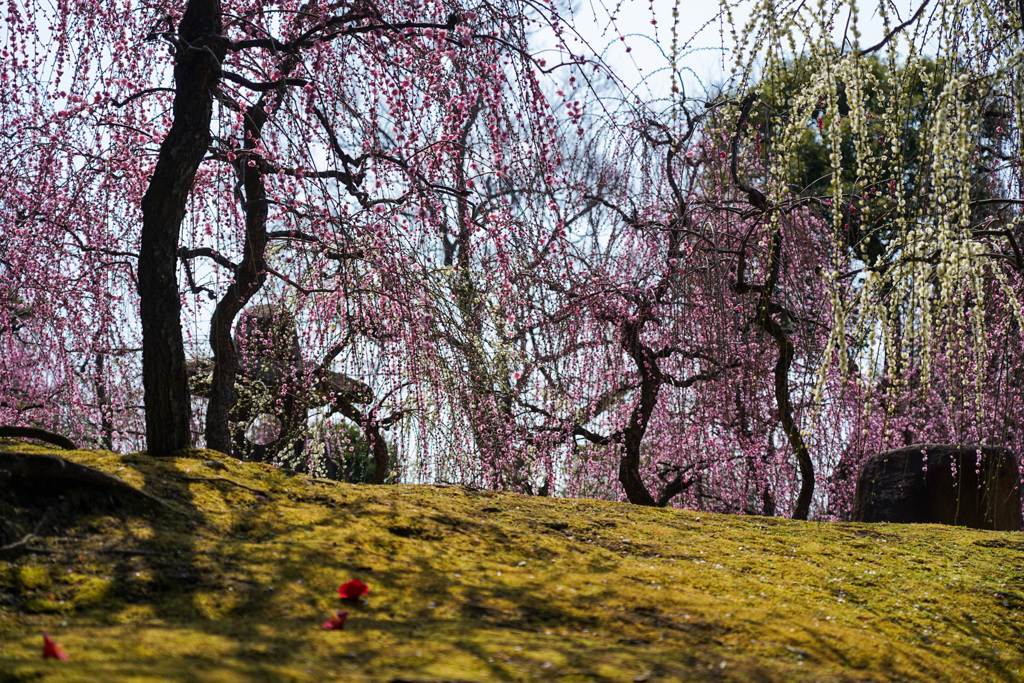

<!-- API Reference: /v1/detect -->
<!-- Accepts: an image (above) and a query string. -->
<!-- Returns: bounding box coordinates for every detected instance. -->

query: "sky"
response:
[555,0,922,104]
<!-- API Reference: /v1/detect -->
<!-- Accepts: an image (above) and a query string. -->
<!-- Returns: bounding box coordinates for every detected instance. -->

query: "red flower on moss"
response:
[338,579,369,602]
[42,633,68,661]
[321,610,349,630]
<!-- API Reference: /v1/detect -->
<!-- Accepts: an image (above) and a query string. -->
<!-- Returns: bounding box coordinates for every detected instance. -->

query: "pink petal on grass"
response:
[42,633,68,661]
[321,610,349,630]
[338,579,369,601]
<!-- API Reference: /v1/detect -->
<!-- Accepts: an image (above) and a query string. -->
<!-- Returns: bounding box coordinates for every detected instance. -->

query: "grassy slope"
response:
[1,441,1023,682]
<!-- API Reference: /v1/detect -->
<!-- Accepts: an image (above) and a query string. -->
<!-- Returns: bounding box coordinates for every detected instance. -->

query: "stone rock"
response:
[317,371,373,405]
[851,444,1022,531]
[235,304,304,389]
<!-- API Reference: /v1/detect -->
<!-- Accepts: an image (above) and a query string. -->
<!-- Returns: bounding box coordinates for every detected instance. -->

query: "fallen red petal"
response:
[338,579,369,601]
[321,610,349,630]
[42,633,68,661]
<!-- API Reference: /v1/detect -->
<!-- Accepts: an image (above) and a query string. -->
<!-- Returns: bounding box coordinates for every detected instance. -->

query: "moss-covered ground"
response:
[1,439,1023,682]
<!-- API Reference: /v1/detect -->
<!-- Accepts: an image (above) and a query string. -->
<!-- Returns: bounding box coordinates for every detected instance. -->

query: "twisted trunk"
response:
[755,225,814,520]
[204,106,271,455]
[204,57,297,455]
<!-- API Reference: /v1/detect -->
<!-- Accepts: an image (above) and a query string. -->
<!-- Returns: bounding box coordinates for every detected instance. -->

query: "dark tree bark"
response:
[139,0,225,456]
[761,301,815,520]
[331,397,391,485]
[617,321,660,506]
[204,82,283,455]
[729,93,815,520]
[752,227,815,520]
[733,210,814,520]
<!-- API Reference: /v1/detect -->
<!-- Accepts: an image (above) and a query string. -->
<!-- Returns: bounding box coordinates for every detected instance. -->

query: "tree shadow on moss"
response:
[75,452,209,623]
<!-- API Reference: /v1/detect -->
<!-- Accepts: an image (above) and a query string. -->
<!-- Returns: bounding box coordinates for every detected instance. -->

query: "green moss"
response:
[71,577,111,608]
[1,444,1023,681]
[15,566,51,590]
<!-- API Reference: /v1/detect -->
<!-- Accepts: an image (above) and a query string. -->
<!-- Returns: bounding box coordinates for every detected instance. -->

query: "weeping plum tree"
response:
[1,0,578,463]
[485,0,1024,516]
[517,114,752,508]
[501,98,841,516]
[158,0,579,460]
[3,0,1024,519]
[703,0,1024,517]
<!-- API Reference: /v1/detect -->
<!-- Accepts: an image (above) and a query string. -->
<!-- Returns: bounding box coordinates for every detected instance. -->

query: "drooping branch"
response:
[972,229,1024,270]
[730,93,770,212]
[312,107,371,208]
[0,426,77,450]
[110,87,175,108]
[219,71,308,92]
[180,254,216,300]
[221,13,464,55]
[178,246,238,271]
[570,424,613,446]
[662,365,737,389]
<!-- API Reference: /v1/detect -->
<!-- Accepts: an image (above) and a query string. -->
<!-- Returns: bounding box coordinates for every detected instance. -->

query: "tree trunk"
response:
[754,225,814,520]
[204,96,273,455]
[368,421,390,485]
[767,328,814,520]
[618,448,657,506]
[332,399,390,485]
[138,0,225,456]
[617,323,658,507]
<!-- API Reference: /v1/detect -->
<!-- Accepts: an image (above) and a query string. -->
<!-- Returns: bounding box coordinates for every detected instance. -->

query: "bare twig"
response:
[859,0,931,55]
[0,514,49,555]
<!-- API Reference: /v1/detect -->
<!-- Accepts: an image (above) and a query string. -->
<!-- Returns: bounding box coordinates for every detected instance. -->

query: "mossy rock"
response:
[0,441,1022,681]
